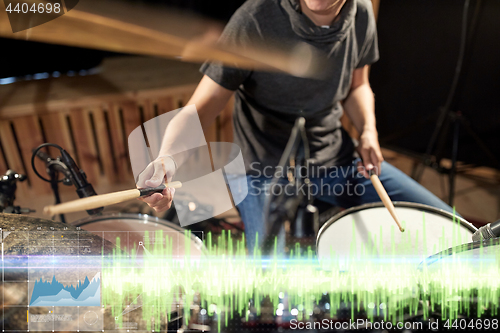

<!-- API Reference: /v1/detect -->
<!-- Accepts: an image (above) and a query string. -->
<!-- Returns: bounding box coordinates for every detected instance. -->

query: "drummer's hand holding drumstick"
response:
[136,156,177,212]
[354,129,404,232]
[355,129,384,178]
[137,77,234,213]
[43,157,180,216]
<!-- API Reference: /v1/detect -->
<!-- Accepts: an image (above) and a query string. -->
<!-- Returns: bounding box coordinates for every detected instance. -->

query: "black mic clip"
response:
[59,149,103,215]
[35,149,73,186]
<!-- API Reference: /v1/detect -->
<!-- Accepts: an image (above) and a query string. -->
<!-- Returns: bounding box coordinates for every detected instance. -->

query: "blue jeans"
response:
[235,160,453,253]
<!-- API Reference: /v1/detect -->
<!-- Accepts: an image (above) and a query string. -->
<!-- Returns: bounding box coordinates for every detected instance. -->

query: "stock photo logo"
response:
[4,0,79,33]
[128,105,248,227]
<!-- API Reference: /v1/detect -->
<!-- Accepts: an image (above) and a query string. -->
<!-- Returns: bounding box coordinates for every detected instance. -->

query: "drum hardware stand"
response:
[31,143,103,223]
[263,117,319,256]
[408,0,500,206]
[411,109,499,206]
[0,169,34,214]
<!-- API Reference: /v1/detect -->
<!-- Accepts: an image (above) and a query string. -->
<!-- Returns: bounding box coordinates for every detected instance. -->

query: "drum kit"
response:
[0,132,496,333]
[1,1,499,331]
[2,144,497,332]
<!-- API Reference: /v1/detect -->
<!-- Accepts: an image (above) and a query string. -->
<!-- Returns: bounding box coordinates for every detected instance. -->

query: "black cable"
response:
[50,169,65,223]
[443,0,470,111]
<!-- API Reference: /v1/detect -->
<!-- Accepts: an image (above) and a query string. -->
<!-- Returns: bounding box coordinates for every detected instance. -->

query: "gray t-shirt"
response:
[201,0,379,176]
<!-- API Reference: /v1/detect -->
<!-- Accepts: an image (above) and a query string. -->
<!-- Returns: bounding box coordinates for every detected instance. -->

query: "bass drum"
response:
[73,213,205,258]
[316,202,476,265]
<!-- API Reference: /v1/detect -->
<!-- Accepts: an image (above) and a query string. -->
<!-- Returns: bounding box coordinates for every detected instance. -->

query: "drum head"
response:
[73,213,205,258]
[316,202,476,264]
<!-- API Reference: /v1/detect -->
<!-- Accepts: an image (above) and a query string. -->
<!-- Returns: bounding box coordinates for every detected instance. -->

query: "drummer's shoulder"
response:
[356,0,377,21]
[354,0,377,42]
[232,0,282,21]
[225,0,284,38]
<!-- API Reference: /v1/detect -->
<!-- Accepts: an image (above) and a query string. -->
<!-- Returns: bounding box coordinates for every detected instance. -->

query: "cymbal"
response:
[0,213,166,331]
[0,213,116,255]
[0,0,321,78]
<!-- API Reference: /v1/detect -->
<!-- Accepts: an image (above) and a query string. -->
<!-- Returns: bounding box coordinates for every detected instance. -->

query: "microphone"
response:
[472,219,500,242]
[59,149,103,215]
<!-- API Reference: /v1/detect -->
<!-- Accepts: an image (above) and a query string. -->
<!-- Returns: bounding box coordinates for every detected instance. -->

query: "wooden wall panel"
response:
[120,101,142,139]
[0,120,32,198]
[0,135,8,174]
[106,102,130,181]
[68,108,100,184]
[139,99,156,123]
[39,112,77,158]
[1,84,233,195]
[119,101,143,174]
[10,116,49,193]
[157,96,175,115]
[91,106,116,184]
[0,120,27,180]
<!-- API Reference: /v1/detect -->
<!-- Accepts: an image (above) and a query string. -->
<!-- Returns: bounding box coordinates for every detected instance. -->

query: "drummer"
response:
[139,0,453,252]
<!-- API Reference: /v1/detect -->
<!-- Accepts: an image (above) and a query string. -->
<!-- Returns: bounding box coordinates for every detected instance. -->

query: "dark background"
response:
[1,0,499,169]
[370,0,500,169]
[0,0,245,78]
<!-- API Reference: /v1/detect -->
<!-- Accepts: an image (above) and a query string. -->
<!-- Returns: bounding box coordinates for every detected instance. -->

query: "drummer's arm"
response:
[138,76,233,212]
[157,75,234,166]
[342,65,384,177]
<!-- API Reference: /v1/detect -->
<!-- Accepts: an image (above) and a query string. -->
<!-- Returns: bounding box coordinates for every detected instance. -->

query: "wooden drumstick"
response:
[43,181,182,216]
[369,173,405,232]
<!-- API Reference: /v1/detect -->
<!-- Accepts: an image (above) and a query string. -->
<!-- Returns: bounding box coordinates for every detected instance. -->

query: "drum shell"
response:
[72,213,205,258]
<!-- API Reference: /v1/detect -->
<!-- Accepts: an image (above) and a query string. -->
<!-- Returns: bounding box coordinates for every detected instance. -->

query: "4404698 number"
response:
[5,2,61,14]
[444,319,498,330]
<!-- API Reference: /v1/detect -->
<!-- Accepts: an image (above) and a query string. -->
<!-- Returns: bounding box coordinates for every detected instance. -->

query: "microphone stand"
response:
[48,162,66,223]
[262,118,318,256]
[34,149,73,223]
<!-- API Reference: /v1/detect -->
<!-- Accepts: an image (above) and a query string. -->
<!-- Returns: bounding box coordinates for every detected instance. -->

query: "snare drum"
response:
[73,213,205,258]
[73,213,206,330]
[316,202,476,264]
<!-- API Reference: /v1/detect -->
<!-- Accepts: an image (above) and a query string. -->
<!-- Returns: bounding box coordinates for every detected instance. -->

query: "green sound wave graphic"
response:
[101,225,500,332]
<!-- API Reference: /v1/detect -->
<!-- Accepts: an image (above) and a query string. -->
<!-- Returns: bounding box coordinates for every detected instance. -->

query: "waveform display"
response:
[100,230,500,332]
[30,273,101,307]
